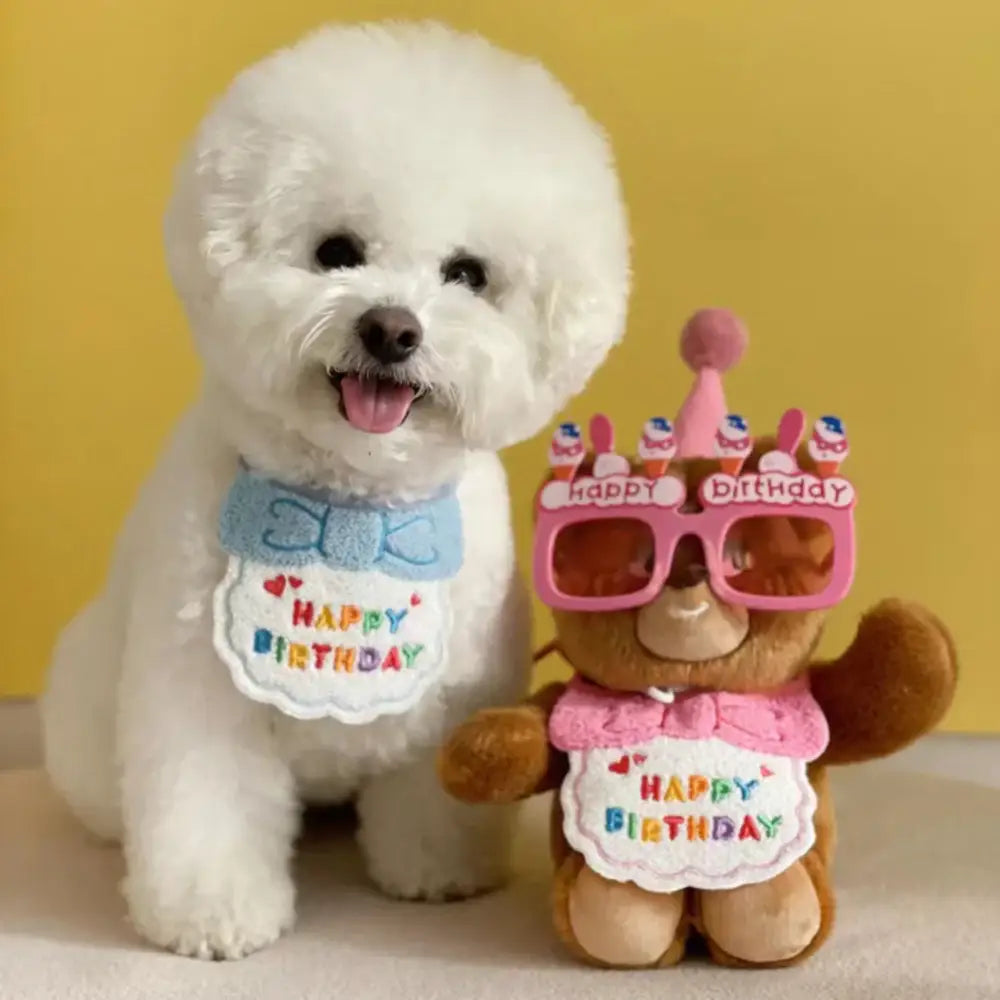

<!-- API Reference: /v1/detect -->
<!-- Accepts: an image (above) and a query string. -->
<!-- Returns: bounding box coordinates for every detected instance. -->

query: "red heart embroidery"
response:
[608,755,630,775]
[263,575,286,598]
[632,753,647,765]
[410,593,422,607]
[760,765,775,778]
[288,576,303,589]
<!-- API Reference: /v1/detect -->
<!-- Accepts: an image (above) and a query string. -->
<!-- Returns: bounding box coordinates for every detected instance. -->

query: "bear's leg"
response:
[696,850,833,967]
[553,852,689,968]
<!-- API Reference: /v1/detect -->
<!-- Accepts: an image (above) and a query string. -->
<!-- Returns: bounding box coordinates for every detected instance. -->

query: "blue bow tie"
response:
[219,468,463,582]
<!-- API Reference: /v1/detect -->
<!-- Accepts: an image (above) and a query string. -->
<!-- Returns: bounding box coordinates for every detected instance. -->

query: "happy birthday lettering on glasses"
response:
[540,409,854,514]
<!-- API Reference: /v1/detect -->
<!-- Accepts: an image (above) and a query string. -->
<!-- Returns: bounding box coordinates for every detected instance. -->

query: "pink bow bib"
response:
[550,677,829,893]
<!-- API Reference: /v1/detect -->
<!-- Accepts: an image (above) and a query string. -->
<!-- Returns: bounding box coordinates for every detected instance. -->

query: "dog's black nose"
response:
[356,307,423,365]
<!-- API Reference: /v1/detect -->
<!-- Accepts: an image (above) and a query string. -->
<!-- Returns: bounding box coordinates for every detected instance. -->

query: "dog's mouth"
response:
[326,369,429,434]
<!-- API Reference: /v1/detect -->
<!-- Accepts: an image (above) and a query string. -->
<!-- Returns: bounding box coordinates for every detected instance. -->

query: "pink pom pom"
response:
[679,308,748,373]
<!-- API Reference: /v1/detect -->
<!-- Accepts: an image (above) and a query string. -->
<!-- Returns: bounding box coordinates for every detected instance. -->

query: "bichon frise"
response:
[41,21,629,959]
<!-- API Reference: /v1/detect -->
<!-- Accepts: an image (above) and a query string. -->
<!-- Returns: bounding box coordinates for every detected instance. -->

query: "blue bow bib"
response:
[212,467,463,723]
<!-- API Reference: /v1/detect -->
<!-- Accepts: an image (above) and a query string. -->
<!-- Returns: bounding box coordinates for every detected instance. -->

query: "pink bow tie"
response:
[549,676,829,761]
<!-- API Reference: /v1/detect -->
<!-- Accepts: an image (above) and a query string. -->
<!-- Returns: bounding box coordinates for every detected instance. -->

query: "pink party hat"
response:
[673,308,748,458]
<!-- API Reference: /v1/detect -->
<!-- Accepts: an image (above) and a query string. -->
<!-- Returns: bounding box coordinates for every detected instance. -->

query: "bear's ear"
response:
[741,435,818,475]
[533,451,601,518]
[742,435,778,472]
[796,442,819,475]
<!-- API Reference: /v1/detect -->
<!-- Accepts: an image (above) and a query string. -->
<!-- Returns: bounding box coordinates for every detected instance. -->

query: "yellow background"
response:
[2,1,997,730]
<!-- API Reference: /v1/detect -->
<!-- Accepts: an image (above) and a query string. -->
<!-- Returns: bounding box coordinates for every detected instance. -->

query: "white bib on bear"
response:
[550,677,829,892]
[562,737,816,893]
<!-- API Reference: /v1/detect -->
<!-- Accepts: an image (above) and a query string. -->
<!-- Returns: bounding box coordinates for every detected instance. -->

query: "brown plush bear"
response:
[437,311,958,970]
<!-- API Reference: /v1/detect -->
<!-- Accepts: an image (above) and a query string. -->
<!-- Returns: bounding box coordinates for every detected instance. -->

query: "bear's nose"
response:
[356,306,423,365]
[665,535,710,590]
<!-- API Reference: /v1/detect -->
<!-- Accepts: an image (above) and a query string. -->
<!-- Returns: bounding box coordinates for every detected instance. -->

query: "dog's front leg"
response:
[356,509,530,901]
[357,746,516,900]
[117,598,299,959]
[356,553,530,900]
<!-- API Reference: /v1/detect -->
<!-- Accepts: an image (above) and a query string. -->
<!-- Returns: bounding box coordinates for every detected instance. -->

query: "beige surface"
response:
[0,701,38,770]
[1,732,998,1000]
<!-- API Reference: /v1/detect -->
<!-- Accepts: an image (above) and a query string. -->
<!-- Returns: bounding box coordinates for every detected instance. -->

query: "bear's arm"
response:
[809,599,958,766]
[437,682,569,804]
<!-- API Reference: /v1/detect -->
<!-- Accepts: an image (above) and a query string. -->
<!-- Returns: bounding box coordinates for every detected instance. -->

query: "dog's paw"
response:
[358,752,518,903]
[124,862,295,960]
[361,803,513,903]
[369,856,507,903]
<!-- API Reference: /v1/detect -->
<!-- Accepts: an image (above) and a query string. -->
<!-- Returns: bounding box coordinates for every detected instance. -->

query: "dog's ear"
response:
[163,124,256,299]
[514,111,630,420]
[533,232,631,415]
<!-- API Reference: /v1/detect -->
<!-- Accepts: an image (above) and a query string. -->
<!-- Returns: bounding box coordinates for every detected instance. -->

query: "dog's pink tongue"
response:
[340,376,415,434]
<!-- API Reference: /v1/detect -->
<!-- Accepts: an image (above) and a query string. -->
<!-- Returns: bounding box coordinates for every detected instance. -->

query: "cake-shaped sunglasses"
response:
[534,309,856,613]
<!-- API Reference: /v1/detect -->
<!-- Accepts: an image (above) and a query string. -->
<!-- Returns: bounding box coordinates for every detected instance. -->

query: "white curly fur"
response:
[41,21,629,960]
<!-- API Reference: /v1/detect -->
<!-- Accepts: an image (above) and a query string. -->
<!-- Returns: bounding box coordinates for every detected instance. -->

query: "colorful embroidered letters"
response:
[249,589,422,676]
[215,556,449,723]
[250,627,425,674]
[606,766,782,846]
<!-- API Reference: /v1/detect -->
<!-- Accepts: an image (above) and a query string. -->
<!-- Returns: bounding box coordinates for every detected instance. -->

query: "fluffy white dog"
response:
[41,21,628,959]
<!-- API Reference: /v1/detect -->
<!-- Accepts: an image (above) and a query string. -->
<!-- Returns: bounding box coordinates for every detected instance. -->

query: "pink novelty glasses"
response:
[533,410,857,613]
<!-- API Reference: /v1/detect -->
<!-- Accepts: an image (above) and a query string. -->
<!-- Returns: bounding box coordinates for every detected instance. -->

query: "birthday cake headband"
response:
[533,308,857,613]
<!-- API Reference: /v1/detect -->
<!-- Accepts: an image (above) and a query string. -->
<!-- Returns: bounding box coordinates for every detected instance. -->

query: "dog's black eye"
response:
[442,255,488,293]
[315,234,365,270]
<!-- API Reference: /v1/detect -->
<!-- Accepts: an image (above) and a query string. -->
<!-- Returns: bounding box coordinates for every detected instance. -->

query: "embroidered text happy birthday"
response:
[248,586,426,674]
[603,767,784,848]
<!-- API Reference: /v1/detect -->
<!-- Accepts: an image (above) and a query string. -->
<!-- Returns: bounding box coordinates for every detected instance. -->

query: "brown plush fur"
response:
[439,452,957,968]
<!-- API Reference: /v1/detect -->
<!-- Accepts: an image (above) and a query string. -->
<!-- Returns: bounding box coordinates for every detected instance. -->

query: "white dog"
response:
[41,21,629,959]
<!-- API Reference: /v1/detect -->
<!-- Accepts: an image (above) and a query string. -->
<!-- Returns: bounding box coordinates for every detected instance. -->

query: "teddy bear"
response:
[439,309,957,969]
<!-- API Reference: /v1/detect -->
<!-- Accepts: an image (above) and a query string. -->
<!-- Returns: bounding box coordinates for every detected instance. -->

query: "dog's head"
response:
[165,22,629,493]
